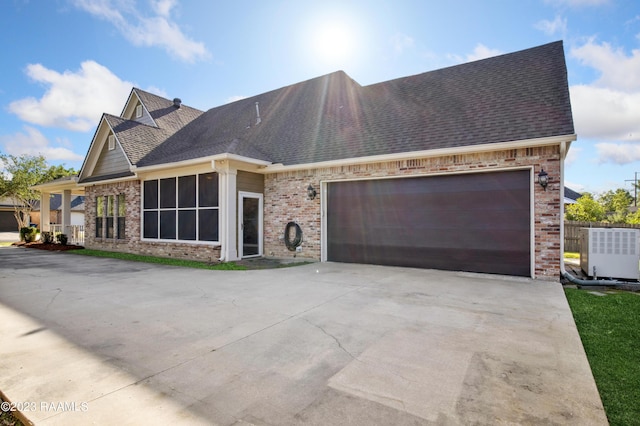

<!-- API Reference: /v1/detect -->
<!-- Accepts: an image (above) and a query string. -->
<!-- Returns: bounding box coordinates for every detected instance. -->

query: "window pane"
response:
[144,180,158,209]
[96,196,104,216]
[199,209,219,241]
[178,175,196,208]
[118,194,126,217]
[106,217,114,238]
[117,217,125,239]
[160,178,176,208]
[143,211,158,238]
[178,210,196,240]
[107,195,114,217]
[95,217,103,238]
[199,173,218,207]
[160,210,176,239]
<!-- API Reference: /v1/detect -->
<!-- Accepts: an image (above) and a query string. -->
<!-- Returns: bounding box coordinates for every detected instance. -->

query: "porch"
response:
[49,224,85,245]
[31,176,85,246]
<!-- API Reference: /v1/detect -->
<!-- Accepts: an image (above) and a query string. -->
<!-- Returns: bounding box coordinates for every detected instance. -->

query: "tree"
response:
[598,189,634,223]
[0,154,76,230]
[565,193,606,222]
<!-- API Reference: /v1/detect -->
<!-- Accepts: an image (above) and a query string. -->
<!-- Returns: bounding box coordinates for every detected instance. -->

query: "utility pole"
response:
[625,172,640,207]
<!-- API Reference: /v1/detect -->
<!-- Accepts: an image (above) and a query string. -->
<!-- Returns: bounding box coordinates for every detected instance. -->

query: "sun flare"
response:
[312,21,356,65]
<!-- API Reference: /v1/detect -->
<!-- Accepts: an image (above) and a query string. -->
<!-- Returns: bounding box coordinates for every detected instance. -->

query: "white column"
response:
[215,161,238,262]
[40,191,51,231]
[224,169,238,261]
[62,189,72,235]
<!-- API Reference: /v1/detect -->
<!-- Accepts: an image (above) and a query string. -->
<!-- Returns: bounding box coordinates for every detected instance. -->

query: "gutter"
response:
[265,134,577,173]
[130,153,272,174]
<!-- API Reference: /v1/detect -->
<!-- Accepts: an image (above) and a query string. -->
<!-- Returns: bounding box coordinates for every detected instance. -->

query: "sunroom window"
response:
[143,172,219,242]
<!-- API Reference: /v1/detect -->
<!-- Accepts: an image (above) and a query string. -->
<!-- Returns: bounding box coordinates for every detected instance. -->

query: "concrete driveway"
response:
[0,247,606,425]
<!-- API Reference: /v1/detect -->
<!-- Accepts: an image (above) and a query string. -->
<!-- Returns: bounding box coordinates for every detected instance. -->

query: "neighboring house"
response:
[0,197,22,232]
[30,194,85,228]
[564,187,582,205]
[36,41,575,280]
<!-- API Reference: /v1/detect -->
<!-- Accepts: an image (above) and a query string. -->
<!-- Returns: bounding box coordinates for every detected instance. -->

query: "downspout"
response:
[559,140,630,286]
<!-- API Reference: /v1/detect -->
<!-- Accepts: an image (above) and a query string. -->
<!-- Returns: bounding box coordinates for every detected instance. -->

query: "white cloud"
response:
[564,145,581,166]
[0,126,84,161]
[448,44,503,64]
[71,0,209,63]
[145,85,168,98]
[390,33,414,54]
[568,40,640,156]
[564,179,586,193]
[8,61,133,132]
[571,40,640,91]
[595,142,640,165]
[534,15,567,37]
[465,44,503,62]
[226,95,247,104]
[570,85,640,141]
[152,0,177,17]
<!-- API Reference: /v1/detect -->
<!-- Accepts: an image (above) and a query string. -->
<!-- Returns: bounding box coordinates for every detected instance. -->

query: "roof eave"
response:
[31,176,84,194]
[131,153,273,174]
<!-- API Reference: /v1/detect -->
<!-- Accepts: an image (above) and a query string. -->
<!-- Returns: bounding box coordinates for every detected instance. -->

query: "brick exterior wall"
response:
[264,146,562,280]
[84,180,221,263]
[83,145,562,280]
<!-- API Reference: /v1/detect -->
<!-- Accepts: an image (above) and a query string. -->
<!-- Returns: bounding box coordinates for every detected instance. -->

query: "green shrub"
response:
[56,233,68,245]
[20,226,38,242]
[41,231,55,244]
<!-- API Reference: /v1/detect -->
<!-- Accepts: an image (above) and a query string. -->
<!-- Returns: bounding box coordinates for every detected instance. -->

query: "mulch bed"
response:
[11,241,84,251]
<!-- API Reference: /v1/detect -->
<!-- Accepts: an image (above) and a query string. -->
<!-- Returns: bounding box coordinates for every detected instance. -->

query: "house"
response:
[564,187,582,205]
[0,197,21,232]
[36,41,575,280]
[30,194,85,229]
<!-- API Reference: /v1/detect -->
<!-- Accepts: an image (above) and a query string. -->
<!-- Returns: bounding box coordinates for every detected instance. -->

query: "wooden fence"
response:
[564,221,640,252]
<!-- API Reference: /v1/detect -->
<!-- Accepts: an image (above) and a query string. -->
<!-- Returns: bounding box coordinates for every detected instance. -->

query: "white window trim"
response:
[135,104,143,119]
[108,135,115,151]
[141,173,221,244]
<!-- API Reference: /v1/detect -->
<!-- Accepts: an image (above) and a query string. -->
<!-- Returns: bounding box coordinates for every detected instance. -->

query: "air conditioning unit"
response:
[580,228,640,280]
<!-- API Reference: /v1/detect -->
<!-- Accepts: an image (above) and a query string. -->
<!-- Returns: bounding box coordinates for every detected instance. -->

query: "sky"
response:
[1,0,639,195]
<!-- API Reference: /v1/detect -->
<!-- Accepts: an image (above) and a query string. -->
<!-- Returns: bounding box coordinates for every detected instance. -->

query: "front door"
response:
[238,192,263,258]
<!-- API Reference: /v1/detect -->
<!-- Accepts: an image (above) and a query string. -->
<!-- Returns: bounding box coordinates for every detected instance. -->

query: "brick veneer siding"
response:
[264,146,562,281]
[84,180,221,262]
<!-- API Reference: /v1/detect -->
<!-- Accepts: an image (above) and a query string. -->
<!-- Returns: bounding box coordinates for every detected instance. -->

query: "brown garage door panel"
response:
[327,170,531,276]
[0,211,19,232]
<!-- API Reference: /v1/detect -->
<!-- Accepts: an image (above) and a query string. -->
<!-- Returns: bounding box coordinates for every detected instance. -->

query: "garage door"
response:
[0,211,19,232]
[326,170,531,276]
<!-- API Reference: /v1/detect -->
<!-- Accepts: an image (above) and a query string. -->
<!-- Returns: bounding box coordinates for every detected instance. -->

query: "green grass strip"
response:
[67,249,247,270]
[565,289,640,426]
[563,252,580,259]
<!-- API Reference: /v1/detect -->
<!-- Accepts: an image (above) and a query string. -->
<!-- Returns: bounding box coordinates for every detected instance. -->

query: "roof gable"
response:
[78,90,204,183]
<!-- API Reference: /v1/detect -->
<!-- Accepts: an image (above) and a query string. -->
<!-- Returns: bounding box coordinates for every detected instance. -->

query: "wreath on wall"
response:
[284,222,303,251]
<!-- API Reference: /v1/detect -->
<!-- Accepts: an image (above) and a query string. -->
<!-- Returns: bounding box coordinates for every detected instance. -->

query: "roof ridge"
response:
[364,40,565,89]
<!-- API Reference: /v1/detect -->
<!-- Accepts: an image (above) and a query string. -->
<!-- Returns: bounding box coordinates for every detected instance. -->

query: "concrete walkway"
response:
[0,247,607,425]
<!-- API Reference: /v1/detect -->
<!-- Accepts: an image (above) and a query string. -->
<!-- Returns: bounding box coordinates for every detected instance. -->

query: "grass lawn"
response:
[565,288,640,426]
[67,249,247,270]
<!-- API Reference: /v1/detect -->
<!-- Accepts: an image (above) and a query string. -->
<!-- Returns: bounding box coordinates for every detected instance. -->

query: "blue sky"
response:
[1,0,639,195]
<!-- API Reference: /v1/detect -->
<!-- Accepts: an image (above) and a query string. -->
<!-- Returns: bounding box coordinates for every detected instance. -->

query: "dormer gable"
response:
[121,89,157,127]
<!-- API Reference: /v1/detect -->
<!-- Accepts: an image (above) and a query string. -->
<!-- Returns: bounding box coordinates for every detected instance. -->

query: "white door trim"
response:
[238,191,263,259]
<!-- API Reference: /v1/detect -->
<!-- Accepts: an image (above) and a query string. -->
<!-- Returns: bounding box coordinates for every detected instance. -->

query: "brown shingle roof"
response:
[132,41,573,168]
[108,89,204,165]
